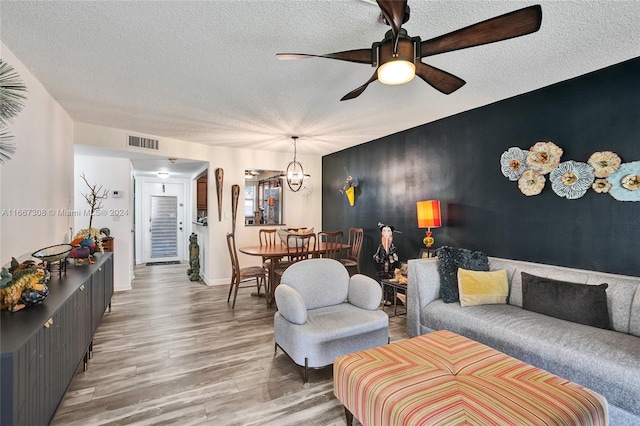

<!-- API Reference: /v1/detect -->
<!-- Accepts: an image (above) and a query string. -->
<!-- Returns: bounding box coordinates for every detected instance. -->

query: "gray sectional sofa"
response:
[407,256,640,425]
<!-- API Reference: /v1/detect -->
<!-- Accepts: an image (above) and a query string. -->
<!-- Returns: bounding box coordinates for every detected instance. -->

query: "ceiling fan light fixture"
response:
[377,59,416,85]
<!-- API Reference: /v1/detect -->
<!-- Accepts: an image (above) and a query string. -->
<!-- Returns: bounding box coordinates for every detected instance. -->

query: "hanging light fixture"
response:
[280,136,310,192]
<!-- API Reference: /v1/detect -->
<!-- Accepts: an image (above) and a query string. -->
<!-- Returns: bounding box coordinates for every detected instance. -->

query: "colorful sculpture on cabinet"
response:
[1,258,50,312]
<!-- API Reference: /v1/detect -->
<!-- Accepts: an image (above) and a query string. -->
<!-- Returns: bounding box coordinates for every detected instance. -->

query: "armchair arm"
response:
[407,258,440,337]
[274,284,308,324]
[348,274,382,311]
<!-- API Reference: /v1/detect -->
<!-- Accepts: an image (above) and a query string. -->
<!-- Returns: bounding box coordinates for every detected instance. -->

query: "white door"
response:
[142,182,185,263]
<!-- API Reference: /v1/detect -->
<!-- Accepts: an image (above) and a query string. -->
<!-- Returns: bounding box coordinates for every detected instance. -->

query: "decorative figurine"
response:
[187,233,201,281]
[1,258,50,312]
[68,237,96,265]
[373,222,400,279]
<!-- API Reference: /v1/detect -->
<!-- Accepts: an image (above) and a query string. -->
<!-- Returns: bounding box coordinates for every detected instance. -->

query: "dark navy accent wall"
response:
[322,57,640,278]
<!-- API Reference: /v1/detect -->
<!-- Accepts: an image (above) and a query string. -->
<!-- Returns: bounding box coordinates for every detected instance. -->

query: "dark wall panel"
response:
[323,57,640,277]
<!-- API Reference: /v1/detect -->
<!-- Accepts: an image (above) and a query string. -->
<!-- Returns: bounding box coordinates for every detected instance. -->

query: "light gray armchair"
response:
[274,258,389,383]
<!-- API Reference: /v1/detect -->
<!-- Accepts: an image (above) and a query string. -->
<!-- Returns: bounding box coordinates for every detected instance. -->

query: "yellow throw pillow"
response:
[457,268,509,307]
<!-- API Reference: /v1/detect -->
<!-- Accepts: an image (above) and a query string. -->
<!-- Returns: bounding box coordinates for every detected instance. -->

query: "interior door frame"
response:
[139,179,187,263]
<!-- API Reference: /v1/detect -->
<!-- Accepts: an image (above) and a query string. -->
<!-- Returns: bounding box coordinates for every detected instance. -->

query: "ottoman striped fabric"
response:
[334,330,607,426]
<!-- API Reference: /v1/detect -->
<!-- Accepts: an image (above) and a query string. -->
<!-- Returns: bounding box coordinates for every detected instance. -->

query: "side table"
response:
[380,279,407,317]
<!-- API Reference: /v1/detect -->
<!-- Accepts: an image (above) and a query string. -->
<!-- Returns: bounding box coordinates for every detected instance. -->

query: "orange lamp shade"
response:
[268,198,275,206]
[417,200,441,228]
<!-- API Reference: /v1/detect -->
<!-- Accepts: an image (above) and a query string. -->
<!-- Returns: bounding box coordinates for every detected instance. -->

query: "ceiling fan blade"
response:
[340,72,378,101]
[376,0,408,39]
[420,5,542,57]
[276,49,373,65]
[415,62,466,94]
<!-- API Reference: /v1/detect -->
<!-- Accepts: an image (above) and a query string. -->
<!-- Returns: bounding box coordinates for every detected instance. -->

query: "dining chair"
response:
[259,228,280,264]
[339,227,364,276]
[273,232,317,292]
[226,232,266,309]
[259,228,287,292]
[317,230,344,260]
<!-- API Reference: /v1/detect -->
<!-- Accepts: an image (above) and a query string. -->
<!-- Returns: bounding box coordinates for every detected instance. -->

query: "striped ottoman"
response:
[333,330,607,426]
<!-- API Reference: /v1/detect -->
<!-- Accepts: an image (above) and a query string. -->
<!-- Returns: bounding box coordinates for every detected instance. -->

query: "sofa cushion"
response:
[457,268,508,307]
[488,257,638,334]
[436,246,489,303]
[521,272,611,330]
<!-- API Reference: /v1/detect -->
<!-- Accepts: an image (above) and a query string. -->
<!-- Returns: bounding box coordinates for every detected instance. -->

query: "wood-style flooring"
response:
[51,263,408,425]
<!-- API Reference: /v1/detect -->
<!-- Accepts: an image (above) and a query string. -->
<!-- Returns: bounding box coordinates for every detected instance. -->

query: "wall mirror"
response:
[244,169,284,226]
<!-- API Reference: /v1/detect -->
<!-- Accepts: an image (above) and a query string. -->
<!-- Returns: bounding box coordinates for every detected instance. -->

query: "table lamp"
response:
[417,200,441,249]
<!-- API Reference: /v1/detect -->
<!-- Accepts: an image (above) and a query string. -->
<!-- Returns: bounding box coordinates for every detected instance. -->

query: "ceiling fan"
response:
[276,1,542,101]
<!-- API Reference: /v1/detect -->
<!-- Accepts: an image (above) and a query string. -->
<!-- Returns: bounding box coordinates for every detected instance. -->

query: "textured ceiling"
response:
[2,1,639,156]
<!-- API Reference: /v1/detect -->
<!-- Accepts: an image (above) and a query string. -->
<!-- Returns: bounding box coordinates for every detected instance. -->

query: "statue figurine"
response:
[187,233,201,281]
[373,222,401,306]
[373,222,399,279]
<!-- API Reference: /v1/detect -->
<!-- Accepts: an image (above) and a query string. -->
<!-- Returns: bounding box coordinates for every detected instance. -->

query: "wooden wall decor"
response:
[231,184,240,233]
[215,168,223,221]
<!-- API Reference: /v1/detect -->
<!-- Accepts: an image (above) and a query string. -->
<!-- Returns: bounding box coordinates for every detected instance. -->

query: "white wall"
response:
[74,122,322,286]
[0,43,74,264]
[74,155,134,291]
[0,42,321,288]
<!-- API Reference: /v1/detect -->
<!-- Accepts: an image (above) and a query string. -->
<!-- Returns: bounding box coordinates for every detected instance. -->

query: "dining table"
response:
[239,242,351,307]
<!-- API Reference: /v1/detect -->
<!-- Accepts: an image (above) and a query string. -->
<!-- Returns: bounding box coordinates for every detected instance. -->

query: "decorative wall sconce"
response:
[417,200,442,249]
[340,173,359,206]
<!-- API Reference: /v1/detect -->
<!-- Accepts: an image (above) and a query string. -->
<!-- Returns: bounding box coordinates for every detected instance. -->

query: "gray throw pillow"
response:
[521,272,611,330]
[436,246,489,303]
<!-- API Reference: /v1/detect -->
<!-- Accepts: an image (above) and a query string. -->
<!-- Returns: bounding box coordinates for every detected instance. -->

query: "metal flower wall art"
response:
[608,161,640,202]
[500,143,638,201]
[549,160,594,200]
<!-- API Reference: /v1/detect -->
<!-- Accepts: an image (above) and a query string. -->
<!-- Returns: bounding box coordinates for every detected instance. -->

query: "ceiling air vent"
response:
[128,135,159,150]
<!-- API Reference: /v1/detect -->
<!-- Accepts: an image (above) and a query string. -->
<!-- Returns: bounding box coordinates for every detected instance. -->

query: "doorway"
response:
[150,195,178,258]
[142,182,185,263]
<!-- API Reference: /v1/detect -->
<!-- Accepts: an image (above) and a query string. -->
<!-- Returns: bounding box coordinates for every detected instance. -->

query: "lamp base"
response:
[422,230,434,248]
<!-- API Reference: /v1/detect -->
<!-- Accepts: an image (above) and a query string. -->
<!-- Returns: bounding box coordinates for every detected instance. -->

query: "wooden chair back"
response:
[318,230,344,260]
[259,229,279,247]
[286,232,317,263]
[345,227,364,273]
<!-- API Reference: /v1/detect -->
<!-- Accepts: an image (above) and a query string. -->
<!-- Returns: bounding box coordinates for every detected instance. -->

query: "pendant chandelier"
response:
[280,136,310,192]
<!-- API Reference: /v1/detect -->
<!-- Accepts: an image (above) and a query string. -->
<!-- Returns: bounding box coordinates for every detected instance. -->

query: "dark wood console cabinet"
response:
[0,252,113,426]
